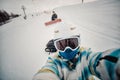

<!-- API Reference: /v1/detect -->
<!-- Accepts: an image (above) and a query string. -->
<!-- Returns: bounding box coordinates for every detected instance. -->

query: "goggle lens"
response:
[55,38,79,51]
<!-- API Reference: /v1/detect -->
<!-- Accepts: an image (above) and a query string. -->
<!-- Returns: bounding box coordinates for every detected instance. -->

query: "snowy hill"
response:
[0,0,120,80]
[55,0,120,51]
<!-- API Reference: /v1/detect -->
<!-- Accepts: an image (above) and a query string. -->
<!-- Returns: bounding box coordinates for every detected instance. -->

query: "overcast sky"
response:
[0,0,97,14]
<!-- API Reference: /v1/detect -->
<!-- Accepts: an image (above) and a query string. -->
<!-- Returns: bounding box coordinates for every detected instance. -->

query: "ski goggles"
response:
[54,35,80,52]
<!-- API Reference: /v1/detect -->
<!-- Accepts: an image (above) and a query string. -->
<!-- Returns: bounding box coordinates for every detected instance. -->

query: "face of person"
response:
[54,35,80,52]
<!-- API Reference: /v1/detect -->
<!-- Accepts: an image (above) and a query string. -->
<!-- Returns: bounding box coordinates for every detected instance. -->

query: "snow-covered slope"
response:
[0,0,120,80]
[55,0,120,51]
[0,0,96,14]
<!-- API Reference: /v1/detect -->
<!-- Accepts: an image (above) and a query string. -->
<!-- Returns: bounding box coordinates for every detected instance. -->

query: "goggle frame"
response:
[54,35,80,52]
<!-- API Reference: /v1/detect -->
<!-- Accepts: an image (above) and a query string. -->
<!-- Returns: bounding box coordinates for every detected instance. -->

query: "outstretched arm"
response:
[33,57,60,80]
[33,72,59,80]
[89,48,120,80]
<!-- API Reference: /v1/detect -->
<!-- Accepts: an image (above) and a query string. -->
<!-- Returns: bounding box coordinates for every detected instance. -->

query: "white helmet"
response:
[53,22,80,60]
[53,22,80,39]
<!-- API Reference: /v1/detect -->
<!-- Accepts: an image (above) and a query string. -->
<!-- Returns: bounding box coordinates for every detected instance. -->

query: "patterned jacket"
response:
[33,47,120,80]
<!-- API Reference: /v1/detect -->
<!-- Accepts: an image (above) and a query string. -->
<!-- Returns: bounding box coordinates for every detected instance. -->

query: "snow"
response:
[55,0,120,51]
[0,0,120,80]
[0,0,96,14]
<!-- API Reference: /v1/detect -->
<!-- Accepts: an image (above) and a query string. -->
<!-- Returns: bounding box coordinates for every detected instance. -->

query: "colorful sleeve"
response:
[33,57,60,80]
[88,48,120,80]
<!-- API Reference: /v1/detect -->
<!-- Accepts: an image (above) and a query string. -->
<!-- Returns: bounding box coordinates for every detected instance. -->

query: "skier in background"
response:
[82,0,84,3]
[33,22,120,80]
[51,11,58,21]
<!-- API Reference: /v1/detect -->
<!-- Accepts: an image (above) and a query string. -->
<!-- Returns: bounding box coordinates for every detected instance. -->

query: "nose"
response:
[65,47,72,53]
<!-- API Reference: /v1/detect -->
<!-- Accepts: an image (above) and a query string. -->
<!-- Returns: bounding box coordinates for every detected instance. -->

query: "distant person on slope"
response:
[51,11,58,21]
[33,22,120,80]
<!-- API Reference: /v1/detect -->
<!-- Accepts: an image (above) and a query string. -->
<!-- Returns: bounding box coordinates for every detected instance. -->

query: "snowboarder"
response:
[33,22,120,80]
[51,11,58,21]
[45,11,61,26]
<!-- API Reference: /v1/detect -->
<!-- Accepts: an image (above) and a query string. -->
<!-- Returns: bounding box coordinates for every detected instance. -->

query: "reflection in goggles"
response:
[56,38,78,51]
